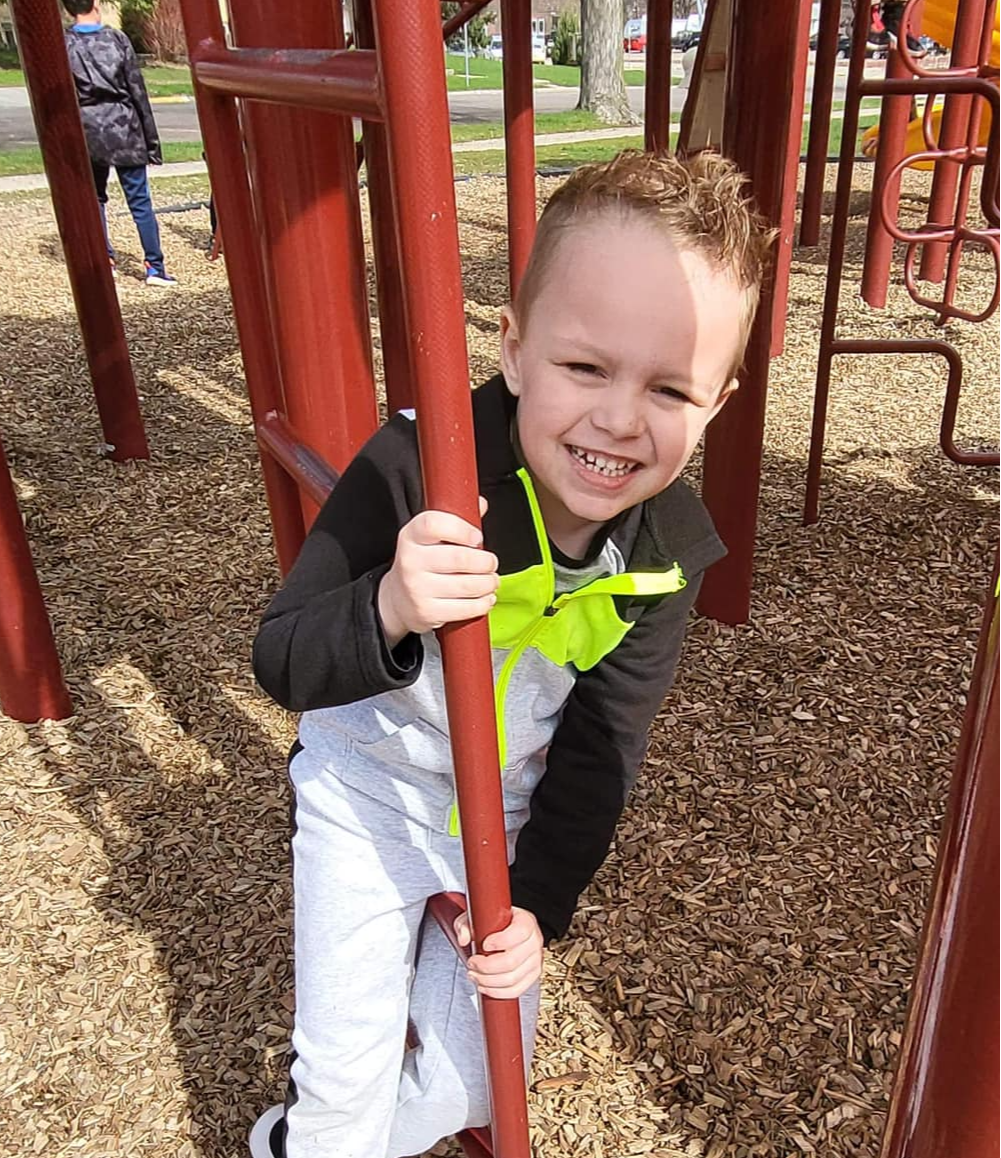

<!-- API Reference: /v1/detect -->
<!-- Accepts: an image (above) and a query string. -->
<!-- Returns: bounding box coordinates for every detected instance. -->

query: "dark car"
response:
[808,32,852,56]
[672,29,700,52]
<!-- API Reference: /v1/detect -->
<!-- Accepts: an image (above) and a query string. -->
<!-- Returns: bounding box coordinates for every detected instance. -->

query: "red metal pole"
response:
[0,433,72,723]
[352,0,415,414]
[501,0,537,297]
[696,0,810,625]
[771,0,813,355]
[800,0,843,245]
[644,0,673,154]
[9,0,148,463]
[919,0,985,282]
[879,572,999,1158]
[179,0,308,574]
[861,46,913,307]
[374,0,531,1151]
[227,0,378,493]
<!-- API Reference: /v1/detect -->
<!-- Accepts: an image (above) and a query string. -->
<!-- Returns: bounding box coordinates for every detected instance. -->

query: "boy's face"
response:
[500,215,746,556]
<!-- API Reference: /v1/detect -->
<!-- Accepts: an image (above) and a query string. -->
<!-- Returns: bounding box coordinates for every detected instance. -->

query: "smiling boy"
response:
[250,151,773,1158]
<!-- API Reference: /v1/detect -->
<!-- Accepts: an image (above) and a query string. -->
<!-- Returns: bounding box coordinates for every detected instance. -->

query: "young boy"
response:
[250,150,772,1158]
[62,0,177,286]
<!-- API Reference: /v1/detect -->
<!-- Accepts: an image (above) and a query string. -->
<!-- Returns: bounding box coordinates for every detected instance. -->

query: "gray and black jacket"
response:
[64,25,161,167]
[253,376,725,942]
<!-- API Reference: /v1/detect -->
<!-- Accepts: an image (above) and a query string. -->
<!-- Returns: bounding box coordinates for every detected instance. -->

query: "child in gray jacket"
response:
[62,0,176,285]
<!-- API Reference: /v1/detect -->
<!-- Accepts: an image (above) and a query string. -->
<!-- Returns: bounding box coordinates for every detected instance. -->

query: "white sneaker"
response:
[144,262,178,287]
[249,1104,284,1158]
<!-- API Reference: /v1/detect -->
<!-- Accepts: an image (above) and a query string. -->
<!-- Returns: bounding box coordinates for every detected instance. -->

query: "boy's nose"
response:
[591,392,644,439]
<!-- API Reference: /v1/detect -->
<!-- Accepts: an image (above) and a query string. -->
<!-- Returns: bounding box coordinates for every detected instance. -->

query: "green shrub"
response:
[551,10,580,66]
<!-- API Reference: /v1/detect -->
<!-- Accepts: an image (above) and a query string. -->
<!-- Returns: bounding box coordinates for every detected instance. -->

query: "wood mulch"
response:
[0,164,997,1158]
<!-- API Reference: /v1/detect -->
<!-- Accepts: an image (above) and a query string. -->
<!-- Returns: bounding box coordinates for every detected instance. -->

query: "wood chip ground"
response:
[0,163,997,1158]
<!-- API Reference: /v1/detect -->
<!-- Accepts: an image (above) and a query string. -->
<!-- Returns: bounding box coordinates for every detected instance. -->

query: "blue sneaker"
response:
[144,262,178,287]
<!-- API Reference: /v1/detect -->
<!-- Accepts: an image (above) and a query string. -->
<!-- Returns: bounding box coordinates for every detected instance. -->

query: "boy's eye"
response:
[565,362,601,376]
[653,384,689,402]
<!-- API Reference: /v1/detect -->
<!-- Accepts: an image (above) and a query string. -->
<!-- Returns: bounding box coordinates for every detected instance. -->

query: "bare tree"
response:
[577,0,637,125]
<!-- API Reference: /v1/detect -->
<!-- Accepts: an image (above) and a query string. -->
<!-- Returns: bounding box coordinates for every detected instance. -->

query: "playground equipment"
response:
[3,0,998,1154]
[804,0,1000,526]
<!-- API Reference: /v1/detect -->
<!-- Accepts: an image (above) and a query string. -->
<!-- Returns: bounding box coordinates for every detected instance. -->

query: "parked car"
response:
[485,34,547,63]
[809,31,852,56]
[623,17,646,53]
[672,29,701,52]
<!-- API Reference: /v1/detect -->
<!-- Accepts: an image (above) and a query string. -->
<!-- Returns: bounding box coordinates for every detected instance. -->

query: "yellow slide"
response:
[860,0,999,167]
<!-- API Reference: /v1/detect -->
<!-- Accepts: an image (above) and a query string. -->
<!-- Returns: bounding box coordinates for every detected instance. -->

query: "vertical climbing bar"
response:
[861,46,913,307]
[374,0,532,1151]
[179,0,307,573]
[353,0,415,414]
[644,0,673,153]
[771,0,813,355]
[228,0,378,491]
[801,0,843,245]
[0,434,72,723]
[10,0,148,463]
[697,0,809,624]
[501,0,537,297]
[919,0,986,282]
[879,573,999,1158]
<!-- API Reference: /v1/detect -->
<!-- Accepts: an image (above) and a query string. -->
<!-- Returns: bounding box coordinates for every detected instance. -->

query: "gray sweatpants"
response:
[286,750,539,1158]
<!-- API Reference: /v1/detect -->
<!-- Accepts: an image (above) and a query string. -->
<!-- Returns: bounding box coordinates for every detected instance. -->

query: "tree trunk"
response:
[577,0,638,125]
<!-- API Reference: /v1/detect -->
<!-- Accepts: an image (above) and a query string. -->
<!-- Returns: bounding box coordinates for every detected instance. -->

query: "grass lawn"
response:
[0,140,206,179]
[1,53,195,96]
[445,55,650,89]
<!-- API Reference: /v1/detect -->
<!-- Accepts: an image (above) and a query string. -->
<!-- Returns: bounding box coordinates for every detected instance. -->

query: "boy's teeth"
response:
[570,446,634,477]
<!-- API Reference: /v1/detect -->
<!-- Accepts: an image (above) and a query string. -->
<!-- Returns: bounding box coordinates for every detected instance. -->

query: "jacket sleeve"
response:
[508,573,703,943]
[120,34,162,164]
[252,415,425,712]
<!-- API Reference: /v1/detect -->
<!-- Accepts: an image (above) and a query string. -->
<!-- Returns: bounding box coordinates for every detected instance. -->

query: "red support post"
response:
[352,0,415,414]
[861,46,914,307]
[501,0,537,297]
[180,0,308,574]
[771,0,813,356]
[227,0,378,495]
[373,0,531,1151]
[800,0,843,245]
[0,434,72,724]
[9,0,148,464]
[918,0,986,282]
[696,0,810,625]
[879,572,999,1158]
[644,0,673,154]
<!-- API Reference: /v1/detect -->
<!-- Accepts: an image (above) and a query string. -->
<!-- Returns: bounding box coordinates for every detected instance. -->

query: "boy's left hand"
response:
[454,905,544,1000]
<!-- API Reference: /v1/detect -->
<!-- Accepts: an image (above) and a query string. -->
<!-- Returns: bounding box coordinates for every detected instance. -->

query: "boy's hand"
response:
[454,906,544,1000]
[377,498,498,647]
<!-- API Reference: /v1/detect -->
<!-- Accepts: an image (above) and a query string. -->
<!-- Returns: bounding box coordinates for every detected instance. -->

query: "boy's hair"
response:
[61,0,98,16]
[515,150,775,375]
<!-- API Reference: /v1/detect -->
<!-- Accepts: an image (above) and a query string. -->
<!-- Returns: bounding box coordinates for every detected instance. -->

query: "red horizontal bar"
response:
[191,42,383,119]
[256,411,339,506]
[426,891,474,963]
[441,0,493,42]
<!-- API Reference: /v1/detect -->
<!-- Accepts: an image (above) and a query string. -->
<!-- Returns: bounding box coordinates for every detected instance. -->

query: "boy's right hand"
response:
[377,498,499,648]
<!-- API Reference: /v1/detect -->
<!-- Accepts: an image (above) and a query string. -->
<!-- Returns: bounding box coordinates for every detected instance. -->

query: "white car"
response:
[484,34,547,62]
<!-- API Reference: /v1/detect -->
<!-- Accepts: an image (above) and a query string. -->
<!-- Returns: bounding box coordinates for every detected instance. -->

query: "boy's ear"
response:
[709,378,739,421]
[499,305,523,396]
